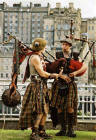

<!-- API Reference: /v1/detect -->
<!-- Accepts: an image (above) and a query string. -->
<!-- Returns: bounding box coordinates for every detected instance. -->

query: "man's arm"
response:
[69,63,87,77]
[30,55,58,78]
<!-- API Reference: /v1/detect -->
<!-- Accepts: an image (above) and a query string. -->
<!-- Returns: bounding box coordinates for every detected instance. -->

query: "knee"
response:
[68,108,74,114]
[43,112,48,117]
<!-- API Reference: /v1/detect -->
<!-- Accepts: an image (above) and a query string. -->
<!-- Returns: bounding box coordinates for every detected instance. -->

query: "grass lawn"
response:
[0,129,96,140]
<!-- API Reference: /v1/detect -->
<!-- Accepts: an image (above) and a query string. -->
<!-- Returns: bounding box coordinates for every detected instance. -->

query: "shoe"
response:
[30,132,44,140]
[55,130,66,136]
[67,130,76,137]
[39,130,52,139]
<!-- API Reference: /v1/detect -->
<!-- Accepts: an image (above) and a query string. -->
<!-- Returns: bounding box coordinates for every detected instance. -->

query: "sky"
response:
[0,0,96,18]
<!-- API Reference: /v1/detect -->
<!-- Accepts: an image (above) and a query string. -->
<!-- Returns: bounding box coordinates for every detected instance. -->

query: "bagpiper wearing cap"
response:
[60,38,72,46]
[50,38,87,138]
[19,38,59,140]
[31,38,47,52]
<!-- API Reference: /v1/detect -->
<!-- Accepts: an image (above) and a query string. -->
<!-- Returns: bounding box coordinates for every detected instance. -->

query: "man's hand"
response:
[58,67,71,83]
[69,71,77,77]
[60,74,71,83]
[52,73,59,79]
[49,73,59,79]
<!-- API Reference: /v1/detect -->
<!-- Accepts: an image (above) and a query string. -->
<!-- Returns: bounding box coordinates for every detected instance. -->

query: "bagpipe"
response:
[2,33,34,107]
[45,54,85,77]
[1,33,95,107]
[45,41,95,77]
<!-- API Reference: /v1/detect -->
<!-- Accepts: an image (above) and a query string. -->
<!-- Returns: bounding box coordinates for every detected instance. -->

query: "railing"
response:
[0,82,96,121]
[78,95,96,120]
[0,82,27,119]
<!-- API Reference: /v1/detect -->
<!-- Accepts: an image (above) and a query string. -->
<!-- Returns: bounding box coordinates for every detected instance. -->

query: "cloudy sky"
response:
[0,0,96,18]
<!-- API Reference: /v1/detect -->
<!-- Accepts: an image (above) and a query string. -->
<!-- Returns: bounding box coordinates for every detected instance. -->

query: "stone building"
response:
[0,2,95,84]
[43,3,81,48]
[0,45,28,82]
[81,18,96,40]
[0,2,50,82]
[81,18,96,84]
[0,2,50,44]
[0,3,4,43]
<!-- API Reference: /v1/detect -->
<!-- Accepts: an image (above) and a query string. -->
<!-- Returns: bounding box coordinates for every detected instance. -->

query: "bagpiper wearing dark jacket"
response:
[50,38,87,137]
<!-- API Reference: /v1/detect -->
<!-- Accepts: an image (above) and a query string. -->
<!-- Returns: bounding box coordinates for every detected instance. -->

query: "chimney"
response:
[56,3,61,8]
[13,2,22,8]
[30,2,33,8]
[69,2,74,9]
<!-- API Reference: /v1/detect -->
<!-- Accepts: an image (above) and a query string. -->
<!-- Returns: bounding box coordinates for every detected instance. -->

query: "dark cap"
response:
[60,38,72,46]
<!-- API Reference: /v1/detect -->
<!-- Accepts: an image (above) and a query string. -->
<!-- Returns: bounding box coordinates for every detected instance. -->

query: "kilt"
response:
[50,80,78,126]
[19,78,49,130]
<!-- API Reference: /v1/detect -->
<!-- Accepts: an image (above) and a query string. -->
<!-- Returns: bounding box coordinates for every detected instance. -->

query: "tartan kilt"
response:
[50,80,68,110]
[67,81,78,125]
[50,80,78,126]
[19,79,49,130]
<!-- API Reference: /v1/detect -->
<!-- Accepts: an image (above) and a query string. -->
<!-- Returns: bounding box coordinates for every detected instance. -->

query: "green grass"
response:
[0,129,96,140]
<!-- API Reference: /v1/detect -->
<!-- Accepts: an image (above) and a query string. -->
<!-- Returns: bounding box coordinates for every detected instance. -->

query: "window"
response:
[32,19,35,21]
[1,73,3,78]
[21,74,23,78]
[5,28,7,32]
[37,18,40,21]
[10,29,12,32]
[46,32,48,36]
[46,25,48,30]
[6,73,8,78]
[15,15,18,18]
[38,23,40,27]
[46,36,48,40]
[92,26,94,30]
[0,101,2,113]
[57,24,61,30]
[15,21,18,24]
[88,26,90,30]
[6,66,8,70]
[38,29,40,32]
[58,36,60,40]
[38,13,40,17]
[5,18,7,21]
[5,23,7,26]
[51,25,54,30]
[32,34,35,37]
[32,13,35,16]
[32,24,35,27]
[51,32,54,38]
[43,13,47,16]
[63,24,70,30]
[5,13,8,16]
[37,34,40,37]
[4,34,7,37]
[32,29,35,33]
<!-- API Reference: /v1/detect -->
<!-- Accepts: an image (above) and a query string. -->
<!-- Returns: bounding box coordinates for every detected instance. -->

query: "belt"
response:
[31,75,47,83]
[31,75,41,81]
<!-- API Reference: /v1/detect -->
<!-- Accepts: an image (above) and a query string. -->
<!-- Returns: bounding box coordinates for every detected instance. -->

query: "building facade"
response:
[43,3,81,48]
[0,2,95,84]
[0,45,28,82]
[81,18,96,84]
[0,2,50,82]
[0,2,50,44]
